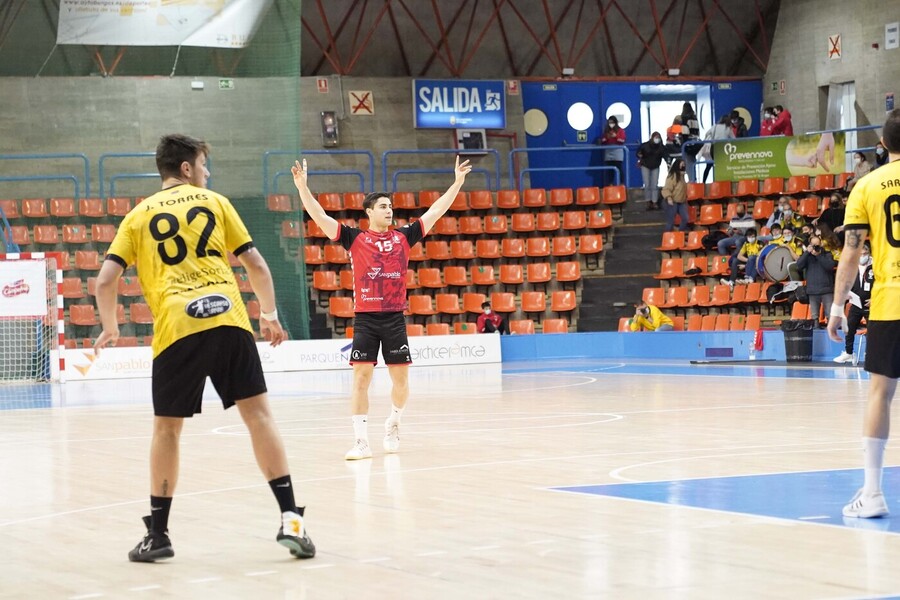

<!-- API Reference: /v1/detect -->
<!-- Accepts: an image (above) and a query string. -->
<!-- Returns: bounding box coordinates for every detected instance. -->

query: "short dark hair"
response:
[362,192,392,211]
[746,228,757,236]
[156,134,210,179]
[782,225,794,232]
[481,301,491,308]
[882,108,900,153]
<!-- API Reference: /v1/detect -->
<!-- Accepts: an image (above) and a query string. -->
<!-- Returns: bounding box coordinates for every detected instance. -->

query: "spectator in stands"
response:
[875,142,889,168]
[768,223,799,260]
[814,193,846,235]
[680,102,702,182]
[717,203,754,255]
[760,107,776,136]
[723,228,762,286]
[780,225,804,259]
[816,222,843,261]
[766,196,793,230]
[665,115,686,165]
[636,131,666,210]
[795,234,837,324]
[834,240,874,364]
[844,151,873,192]
[700,115,734,183]
[661,158,689,232]
[730,110,748,138]
[798,223,815,245]
[771,105,794,136]
[630,301,674,332]
[477,300,510,335]
[597,115,626,186]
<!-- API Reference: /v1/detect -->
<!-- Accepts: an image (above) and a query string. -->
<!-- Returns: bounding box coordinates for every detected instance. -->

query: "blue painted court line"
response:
[553,467,900,534]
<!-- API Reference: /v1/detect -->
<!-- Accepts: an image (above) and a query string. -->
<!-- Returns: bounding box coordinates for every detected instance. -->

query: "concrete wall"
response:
[764,0,898,146]
[0,76,524,200]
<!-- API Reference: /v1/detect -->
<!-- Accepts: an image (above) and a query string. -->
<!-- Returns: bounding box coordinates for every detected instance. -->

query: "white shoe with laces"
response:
[833,351,854,364]
[383,419,400,453]
[344,439,372,461]
[842,488,889,518]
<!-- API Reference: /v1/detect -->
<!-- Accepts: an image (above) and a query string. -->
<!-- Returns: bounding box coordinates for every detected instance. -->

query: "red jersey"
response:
[476,311,503,333]
[335,220,424,313]
[759,120,774,137]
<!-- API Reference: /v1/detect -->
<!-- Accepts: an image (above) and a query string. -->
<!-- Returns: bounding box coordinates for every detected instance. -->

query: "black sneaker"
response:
[276,506,316,559]
[128,515,174,563]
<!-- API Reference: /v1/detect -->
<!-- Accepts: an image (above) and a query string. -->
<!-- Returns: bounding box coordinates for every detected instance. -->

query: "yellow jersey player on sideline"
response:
[93,134,315,562]
[828,109,900,519]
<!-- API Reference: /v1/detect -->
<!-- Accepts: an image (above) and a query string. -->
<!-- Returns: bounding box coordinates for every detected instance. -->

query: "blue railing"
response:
[392,168,492,192]
[99,153,212,198]
[0,207,19,253]
[263,150,375,198]
[109,173,159,197]
[0,174,79,199]
[0,153,90,197]
[382,148,500,191]
[509,145,629,190]
[805,124,882,135]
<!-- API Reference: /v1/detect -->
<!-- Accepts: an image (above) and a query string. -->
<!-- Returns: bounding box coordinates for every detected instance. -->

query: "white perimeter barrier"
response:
[64,334,502,381]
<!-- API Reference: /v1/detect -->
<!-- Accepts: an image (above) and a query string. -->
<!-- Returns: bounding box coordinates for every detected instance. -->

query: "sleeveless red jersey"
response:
[335,220,424,313]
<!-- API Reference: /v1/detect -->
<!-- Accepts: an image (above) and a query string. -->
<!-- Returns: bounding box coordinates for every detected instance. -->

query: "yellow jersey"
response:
[107,184,253,356]
[739,240,762,257]
[844,163,900,320]
[630,305,674,332]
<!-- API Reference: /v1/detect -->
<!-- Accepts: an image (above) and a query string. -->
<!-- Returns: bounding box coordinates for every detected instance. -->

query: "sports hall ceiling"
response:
[0,0,780,78]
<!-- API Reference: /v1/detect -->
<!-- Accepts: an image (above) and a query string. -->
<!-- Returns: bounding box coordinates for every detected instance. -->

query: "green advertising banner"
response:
[713,132,846,181]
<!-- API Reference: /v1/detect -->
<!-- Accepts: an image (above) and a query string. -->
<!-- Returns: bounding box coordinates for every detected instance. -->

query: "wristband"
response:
[261,308,278,321]
[830,303,845,318]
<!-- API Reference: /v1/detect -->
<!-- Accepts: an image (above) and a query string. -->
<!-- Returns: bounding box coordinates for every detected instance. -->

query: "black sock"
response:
[268,475,296,513]
[150,496,172,533]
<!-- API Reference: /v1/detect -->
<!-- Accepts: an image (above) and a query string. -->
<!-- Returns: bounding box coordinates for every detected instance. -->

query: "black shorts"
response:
[865,320,900,379]
[350,312,411,366]
[151,326,267,417]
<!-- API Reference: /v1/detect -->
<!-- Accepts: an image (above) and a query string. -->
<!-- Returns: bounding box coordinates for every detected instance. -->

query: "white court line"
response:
[187,577,221,584]
[799,515,830,520]
[69,594,103,600]
[302,563,336,570]
[128,585,161,592]
[245,570,277,577]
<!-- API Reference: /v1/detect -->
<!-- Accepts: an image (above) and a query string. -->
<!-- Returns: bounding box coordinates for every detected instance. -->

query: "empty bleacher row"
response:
[272,187,628,334]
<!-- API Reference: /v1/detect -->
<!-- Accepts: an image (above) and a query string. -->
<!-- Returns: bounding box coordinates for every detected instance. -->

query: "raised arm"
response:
[291,159,339,240]
[418,156,472,235]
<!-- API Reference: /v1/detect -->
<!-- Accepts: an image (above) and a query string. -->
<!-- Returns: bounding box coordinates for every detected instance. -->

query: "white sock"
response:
[863,436,887,495]
[352,415,368,442]
[389,404,404,424]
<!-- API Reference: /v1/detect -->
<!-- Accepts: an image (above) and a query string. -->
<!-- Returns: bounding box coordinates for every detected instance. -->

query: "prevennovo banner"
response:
[57,0,273,48]
[65,334,502,381]
[413,80,506,129]
[713,133,846,181]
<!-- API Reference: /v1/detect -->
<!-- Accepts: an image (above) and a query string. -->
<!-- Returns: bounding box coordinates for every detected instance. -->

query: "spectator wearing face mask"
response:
[771,105,794,136]
[717,203,754,255]
[770,224,801,260]
[730,110,748,138]
[815,193,846,235]
[661,158,689,232]
[597,115,626,186]
[630,302,674,332]
[476,300,509,335]
[637,132,666,209]
[724,228,762,286]
[844,152,872,192]
[767,196,807,231]
[795,234,837,325]
[760,107,775,137]
[834,240,874,364]
[874,142,889,168]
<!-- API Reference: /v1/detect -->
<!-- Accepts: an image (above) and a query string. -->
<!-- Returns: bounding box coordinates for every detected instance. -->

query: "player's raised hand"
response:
[454,156,472,182]
[291,159,309,191]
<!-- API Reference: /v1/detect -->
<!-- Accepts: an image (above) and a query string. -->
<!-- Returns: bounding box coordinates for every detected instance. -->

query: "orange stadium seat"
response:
[484,215,508,235]
[707,181,732,201]
[281,221,301,239]
[490,292,516,313]
[555,261,581,284]
[686,182,706,202]
[318,193,342,212]
[391,192,417,211]
[22,198,49,218]
[526,262,551,286]
[588,209,613,229]
[91,224,117,243]
[619,317,632,332]
[562,211,587,231]
[312,270,340,292]
[683,230,708,252]
[501,238,525,259]
[551,236,576,257]
[521,292,546,315]
[785,176,808,195]
[75,250,101,270]
[329,296,355,319]
[602,185,626,205]
[50,197,76,218]
[642,287,666,306]
[0,199,19,219]
[476,239,500,260]
[578,234,603,255]
[408,243,427,262]
[511,213,535,233]
[463,292,487,314]
[656,231,685,252]
[417,268,443,289]
[78,198,105,218]
[443,266,470,287]
[69,304,98,326]
[761,177,784,196]
[459,216,483,235]
[61,277,84,299]
[654,258,684,280]
[425,241,451,261]
[450,191,469,212]
[526,237,550,258]
[304,244,325,265]
[107,197,133,216]
[496,190,520,210]
[536,212,560,232]
[419,190,440,208]
[734,179,758,197]
[435,293,465,318]
[510,319,535,335]
[408,294,437,317]
[129,303,154,324]
[575,187,600,206]
[798,196,820,218]
[752,199,775,221]
[324,244,349,265]
[426,322,451,335]
[697,204,724,226]
[471,265,496,288]
[33,225,58,245]
[454,322,478,335]
[468,190,493,211]
[433,216,458,236]
[550,290,576,314]
[62,224,88,244]
[118,275,142,296]
[267,194,293,212]
[450,240,476,261]
[343,192,365,211]
[499,264,524,289]
[549,188,573,207]
[810,174,834,192]
[542,318,568,333]
[523,188,547,208]
[406,324,425,337]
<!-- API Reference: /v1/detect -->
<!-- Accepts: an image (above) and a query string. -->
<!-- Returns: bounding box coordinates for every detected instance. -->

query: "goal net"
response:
[0,253,64,384]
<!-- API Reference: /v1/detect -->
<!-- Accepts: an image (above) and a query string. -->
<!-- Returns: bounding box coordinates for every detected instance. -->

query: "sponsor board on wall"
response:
[413,80,506,129]
[57,0,273,48]
[65,335,501,381]
[713,133,846,181]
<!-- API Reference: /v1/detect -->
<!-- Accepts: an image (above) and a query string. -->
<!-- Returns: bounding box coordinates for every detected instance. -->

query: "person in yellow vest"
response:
[629,302,674,332]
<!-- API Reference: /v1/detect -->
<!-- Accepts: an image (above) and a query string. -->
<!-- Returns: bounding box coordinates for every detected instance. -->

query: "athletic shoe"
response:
[842,488,889,518]
[739,278,754,285]
[720,278,734,287]
[128,515,174,563]
[345,439,372,460]
[833,351,854,364]
[384,419,400,453]
[277,506,316,559]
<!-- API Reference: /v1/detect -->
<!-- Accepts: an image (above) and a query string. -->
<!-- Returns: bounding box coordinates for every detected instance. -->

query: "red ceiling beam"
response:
[310,0,361,75]
[675,0,717,70]
[393,0,458,75]
[429,0,459,75]
[627,0,679,76]
[419,0,471,76]
[648,0,671,69]
[457,0,511,74]
[343,0,393,74]
[386,0,412,76]
[490,0,518,74]
[502,0,563,75]
[568,0,616,71]
[709,0,767,71]
[301,16,345,74]
[609,0,665,70]
[540,0,566,71]
[523,0,577,76]
[314,0,345,74]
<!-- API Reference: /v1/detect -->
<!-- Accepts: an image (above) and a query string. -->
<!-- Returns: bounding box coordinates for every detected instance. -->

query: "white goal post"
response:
[0,252,65,383]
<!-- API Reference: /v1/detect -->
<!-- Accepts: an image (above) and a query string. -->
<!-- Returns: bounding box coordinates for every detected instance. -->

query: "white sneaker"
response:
[739,278,754,285]
[383,419,400,453]
[833,351,854,364]
[344,439,372,461]
[720,278,733,287]
[842,488,889,518]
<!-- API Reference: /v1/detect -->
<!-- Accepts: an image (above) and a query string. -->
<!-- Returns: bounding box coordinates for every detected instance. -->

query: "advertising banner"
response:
[0,259,47,317]
[713,133,846,181]
[413,80,506,129]
[65,335,502,381]
[57,0,273,48]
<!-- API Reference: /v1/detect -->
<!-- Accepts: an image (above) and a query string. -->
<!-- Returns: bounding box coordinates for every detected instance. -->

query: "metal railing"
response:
[509,145,629,190]
[0,153,90,197]
[382,148,500,191]
[263,150,375,198]
[391,167,492,192]
[100,152,212,198]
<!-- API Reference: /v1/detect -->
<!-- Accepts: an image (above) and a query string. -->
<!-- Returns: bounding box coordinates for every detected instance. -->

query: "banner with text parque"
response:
[57,0,273,48]
[713,133,846,181]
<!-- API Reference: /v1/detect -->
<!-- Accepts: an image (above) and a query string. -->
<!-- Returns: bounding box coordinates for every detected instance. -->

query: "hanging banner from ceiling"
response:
[56,0,273,48]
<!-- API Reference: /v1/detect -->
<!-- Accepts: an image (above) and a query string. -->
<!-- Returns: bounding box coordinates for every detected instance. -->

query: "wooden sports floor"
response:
[1,359,898,600]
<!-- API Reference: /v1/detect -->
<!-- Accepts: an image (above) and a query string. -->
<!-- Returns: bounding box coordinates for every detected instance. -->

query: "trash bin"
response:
[781,319,815,362]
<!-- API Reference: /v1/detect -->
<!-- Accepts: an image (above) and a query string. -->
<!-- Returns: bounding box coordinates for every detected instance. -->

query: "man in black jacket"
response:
[834,240,874,363]
[795,235,836,325]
